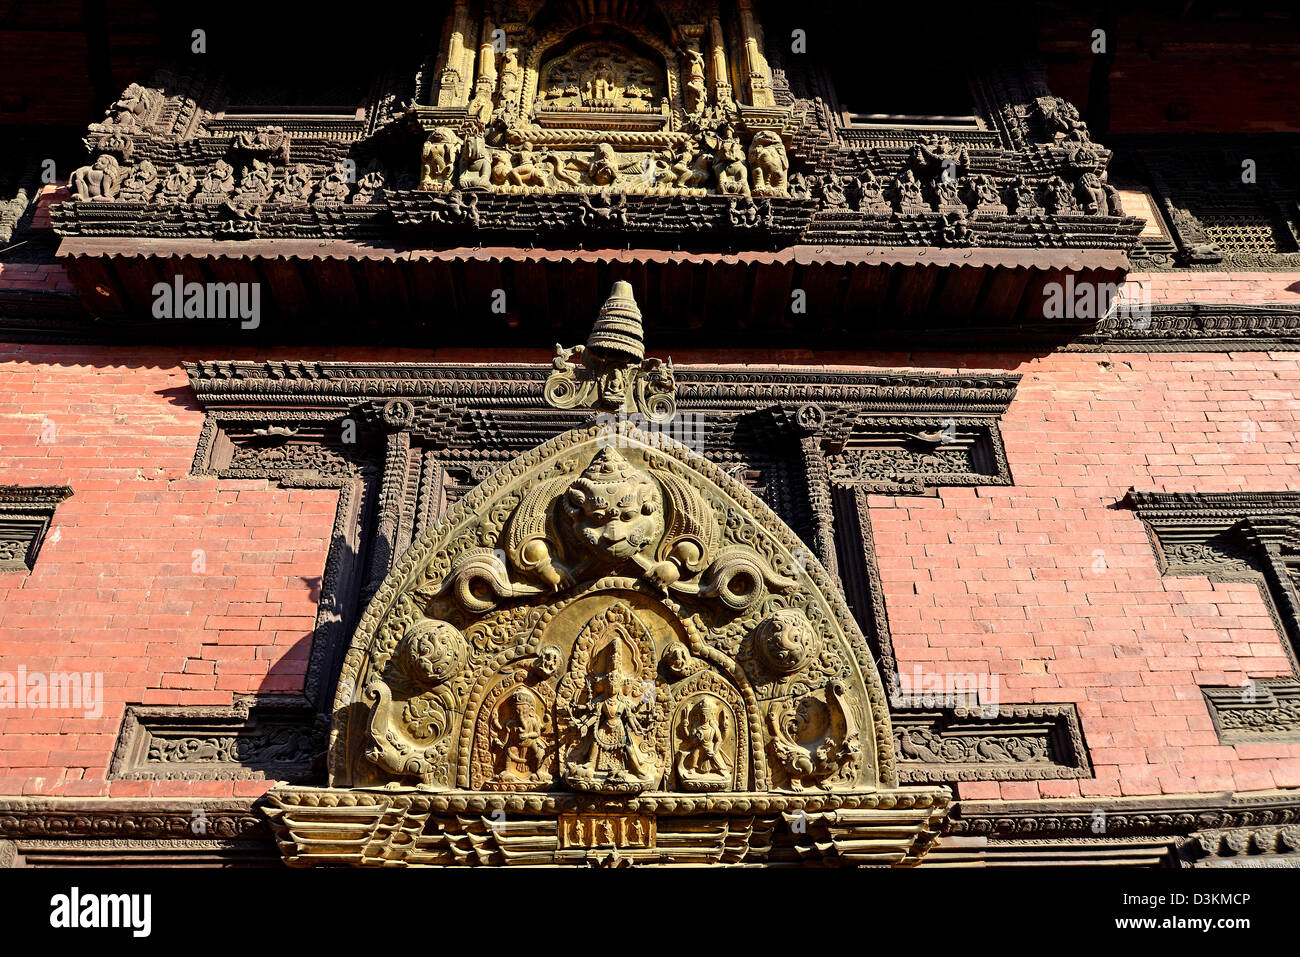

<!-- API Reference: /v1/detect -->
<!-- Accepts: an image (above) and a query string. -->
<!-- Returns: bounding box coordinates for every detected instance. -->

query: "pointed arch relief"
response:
[268,422,950,865]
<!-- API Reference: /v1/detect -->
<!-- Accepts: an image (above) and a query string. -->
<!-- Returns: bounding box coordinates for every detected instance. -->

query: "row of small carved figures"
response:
[797,167,1124,218]
[419,127,790,197]
[63,152,1123,221]
[65,154,385,207]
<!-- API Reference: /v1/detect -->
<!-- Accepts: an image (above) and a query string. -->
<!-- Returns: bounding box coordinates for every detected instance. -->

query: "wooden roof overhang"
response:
[53,238,1130,348]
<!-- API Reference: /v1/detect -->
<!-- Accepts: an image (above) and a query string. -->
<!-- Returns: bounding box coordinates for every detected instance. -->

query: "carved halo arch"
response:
[328,420,899,794]
[522,21,683,119]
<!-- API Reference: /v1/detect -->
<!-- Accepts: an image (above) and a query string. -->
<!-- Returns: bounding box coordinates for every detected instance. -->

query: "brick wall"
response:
[2,341,1299,801]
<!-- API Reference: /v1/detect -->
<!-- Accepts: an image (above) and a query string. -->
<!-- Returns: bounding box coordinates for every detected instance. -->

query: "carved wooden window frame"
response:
[1126,490,1300,743]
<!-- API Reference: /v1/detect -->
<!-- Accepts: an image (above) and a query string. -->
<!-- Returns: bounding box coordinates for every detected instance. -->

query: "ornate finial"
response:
[544,282,677,423]
[587,280,645,363]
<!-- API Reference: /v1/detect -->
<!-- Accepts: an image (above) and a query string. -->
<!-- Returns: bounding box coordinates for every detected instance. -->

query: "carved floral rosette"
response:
[279,420,949,866]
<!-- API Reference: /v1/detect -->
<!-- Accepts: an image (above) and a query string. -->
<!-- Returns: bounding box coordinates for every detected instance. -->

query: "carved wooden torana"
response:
[266,286,951,866]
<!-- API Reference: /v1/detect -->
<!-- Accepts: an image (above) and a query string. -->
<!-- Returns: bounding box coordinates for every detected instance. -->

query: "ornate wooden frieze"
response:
[892,706,1091,783]
[1071,304,1300,352]
[109,701,324,782]
[1179,824,1300,867]
[47,3,1141,252]
[822,415,1012,495]
[1115,136,1300,271]
[0,485,72,573]
[1126,490,1300,742]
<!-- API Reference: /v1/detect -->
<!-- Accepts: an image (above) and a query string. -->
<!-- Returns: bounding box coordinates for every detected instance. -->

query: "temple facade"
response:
[1,1,1299,867]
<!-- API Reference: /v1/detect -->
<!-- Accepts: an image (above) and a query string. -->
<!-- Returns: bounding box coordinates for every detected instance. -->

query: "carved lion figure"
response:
[747,131,788,196]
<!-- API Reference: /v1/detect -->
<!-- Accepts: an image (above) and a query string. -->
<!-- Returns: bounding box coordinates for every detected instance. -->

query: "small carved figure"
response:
[234,159,274,203]
[684,48,707,114]
[715,126,750,196]
[1074,169,1111,215]
[932,175,963,209]
[315,160,352,204]
[99,83,155,130]
[272,163,313,203]
[660,640,702,680]
[458,133,493,189]
[507,142,551,188]
[893,169,924,210]
[420,127,462,190]
[971,174,1004,210]
[788,170,813,200]
[157,163,197,205]
[118,159,158,202]
[498,49,522,106]
[676,695,733,786]
[820,171,848,208]
[196,160,235,203]
[492,687,549,782]
[1045,174,1077,212]
[1012,176,1042,213]
[1041,97,1090,144]
[69,154,122,201]
[352,168,385,205]
[851,169,887,211]
[747,130,788,195]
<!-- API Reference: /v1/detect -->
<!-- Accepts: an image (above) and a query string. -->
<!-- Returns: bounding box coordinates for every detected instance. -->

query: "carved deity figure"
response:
[273,163,313,203]
[1045,174,1077,212]
[458,132,493,189]
[492,687,549,782]
[118,159,158,202]
[676,695,733,786]
[894,169,924,209]
[852,169,886,210]
[158,163,197,205]
[567,629,657,790]
[587,142,621,187]
[747,131,788,196]
[69,154,122,201]
[234,159,274,203]
[498,49,522,107]
[1013,176,1041,213]
[353,169,385,205]
[1041,97,1090,144]
[507,142,551,188]
[684,49,708,115]
[196,160,235,202]
[100,82,154,129]
[315,160,352,204]
[971,174,1003,210]
[932,175,963,209]
[421,127,462,190]
[715,126,750,196]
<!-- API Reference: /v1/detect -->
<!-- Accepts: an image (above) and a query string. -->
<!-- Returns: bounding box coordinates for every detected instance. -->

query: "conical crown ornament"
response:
[586,281,645,363]
[544,280,676,422]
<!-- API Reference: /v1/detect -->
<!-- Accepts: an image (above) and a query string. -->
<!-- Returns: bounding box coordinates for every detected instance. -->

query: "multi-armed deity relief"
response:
[266,283,950,866]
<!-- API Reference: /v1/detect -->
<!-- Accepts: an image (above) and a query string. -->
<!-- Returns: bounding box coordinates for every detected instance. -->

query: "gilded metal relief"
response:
[267,417,949,864]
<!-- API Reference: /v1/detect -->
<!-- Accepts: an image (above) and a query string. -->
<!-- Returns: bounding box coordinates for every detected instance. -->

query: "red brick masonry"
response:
[2,338,1299,802]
